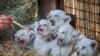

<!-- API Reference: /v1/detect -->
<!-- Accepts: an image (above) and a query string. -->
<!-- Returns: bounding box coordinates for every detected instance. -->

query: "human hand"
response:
[0,15,13,30]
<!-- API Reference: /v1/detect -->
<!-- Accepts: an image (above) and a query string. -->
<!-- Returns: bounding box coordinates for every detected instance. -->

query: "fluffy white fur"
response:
[14,29,35,49]
[49,24,76,56]
[29,21,38,31]
[69,29,98,56]
[47,10,72,33]
[75,34,98,56]
[34,19,51,36]
[33,19,53,53]
[39,24,77,56]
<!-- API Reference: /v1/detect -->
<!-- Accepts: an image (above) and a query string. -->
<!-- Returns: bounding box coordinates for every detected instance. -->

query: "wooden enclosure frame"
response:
[38,0,64,19]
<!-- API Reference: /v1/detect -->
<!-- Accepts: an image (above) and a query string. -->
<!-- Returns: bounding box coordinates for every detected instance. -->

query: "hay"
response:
[0,40,41,56]
[0,0,38,38]
[0,40,99,56]
[0,0,39,55]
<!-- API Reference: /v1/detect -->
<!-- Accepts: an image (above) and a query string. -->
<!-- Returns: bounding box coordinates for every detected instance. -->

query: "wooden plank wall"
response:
[64,0,100,42]
[38,0,57,19]
[38,0,64,19]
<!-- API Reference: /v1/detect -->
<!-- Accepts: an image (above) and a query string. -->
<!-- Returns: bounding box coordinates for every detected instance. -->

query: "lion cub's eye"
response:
[54,15,58,17]
[62,32,65,34]
[44,24,47,26]
[30,34,34,39]
[82,46,86,50]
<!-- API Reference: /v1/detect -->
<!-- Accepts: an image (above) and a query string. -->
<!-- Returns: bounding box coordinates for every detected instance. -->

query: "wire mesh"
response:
[64,0,100,42]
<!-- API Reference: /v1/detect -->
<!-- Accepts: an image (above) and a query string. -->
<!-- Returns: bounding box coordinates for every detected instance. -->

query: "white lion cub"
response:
[14,29,35,50]
[47,10,72,33]
[75,35,98,56]
[70,30,98,56]
[33,19,53,53]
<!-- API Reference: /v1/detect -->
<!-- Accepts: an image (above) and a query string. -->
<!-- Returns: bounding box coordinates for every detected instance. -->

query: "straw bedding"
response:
[0,40,41,56]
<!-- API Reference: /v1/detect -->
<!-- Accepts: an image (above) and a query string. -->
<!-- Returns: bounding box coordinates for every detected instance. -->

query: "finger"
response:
[0,16,12,21]
[0,24,5,30]
[7,16,13,21]
[0,24,10,30]
[0,20,12,24]
[0,20,4,24]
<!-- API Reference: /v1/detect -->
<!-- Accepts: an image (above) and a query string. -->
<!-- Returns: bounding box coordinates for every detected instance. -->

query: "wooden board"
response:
[38,0,64,19]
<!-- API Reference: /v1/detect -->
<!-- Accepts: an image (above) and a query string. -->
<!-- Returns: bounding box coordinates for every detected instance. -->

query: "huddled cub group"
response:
[14,10,98,56]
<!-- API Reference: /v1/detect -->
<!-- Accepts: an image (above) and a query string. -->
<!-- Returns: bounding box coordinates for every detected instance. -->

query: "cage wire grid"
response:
[64,0,100,48]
